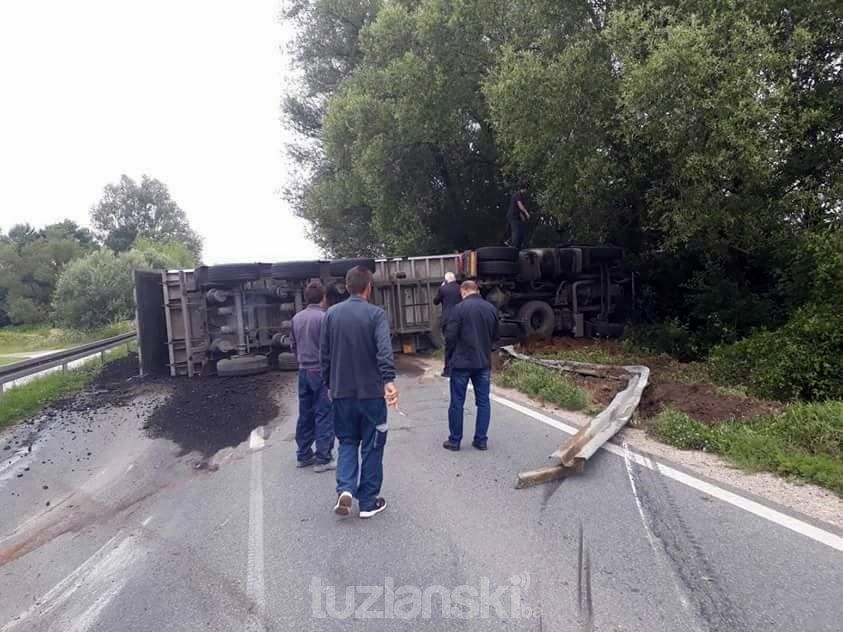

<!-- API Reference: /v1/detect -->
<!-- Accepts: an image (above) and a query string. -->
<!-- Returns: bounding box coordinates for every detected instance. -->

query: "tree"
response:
[52,245,183,329]
[90,175,203,260]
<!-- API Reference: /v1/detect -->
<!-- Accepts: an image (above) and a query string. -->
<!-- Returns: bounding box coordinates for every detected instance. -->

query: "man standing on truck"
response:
[320,266,399,519]
[291,281,335,472]
[506,183,530,250]
[442,280,499,452]
[433,271,462,377]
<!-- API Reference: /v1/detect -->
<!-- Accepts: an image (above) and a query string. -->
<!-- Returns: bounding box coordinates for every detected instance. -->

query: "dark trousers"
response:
[333,398,387,512]
[442,322,456,375]
[295,369,334,464]
[509,218,526,250]
[448,368,491,445]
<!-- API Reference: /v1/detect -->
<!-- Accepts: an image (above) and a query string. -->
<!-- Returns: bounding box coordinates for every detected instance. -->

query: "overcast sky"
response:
[0,0,320,263]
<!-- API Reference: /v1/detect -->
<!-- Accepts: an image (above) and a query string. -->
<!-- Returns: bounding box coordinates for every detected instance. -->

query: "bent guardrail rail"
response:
[500,346,650,488]
[0,332,136,395]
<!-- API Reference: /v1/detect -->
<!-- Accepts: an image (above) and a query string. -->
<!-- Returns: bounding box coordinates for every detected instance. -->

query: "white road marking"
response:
[491,392,843,552]
[141,515,154,527]
[2,534,140,632]
[249,427,265,450]
[245,449,266,631]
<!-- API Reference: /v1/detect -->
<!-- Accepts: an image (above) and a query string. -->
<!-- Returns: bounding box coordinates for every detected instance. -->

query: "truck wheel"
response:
[217,354,269,377]
[477,260,519,277]
[518,301,556,338]
[205,264,261,284]
[476,246,518,262]
[271,260,322,280]
[276,352,299,371]
[328,258,376,277]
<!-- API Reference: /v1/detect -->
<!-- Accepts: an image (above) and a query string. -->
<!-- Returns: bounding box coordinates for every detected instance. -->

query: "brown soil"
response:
[514,338,779,425]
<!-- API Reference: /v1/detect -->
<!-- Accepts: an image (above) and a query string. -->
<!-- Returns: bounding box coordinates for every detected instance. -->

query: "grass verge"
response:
[498,360,590,411]
[0,346,129,429]
[648,402,843,495]
[0,321,133,355]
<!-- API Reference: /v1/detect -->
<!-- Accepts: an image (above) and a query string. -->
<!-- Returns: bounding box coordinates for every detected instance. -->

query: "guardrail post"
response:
[100,351,105,364]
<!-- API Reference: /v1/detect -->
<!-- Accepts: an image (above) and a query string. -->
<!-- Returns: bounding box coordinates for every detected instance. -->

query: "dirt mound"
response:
[51,354,140,412]
[639,381,777,425]
[142,372,284,458]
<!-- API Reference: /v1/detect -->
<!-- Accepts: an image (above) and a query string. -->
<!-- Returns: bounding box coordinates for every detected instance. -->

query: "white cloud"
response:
[0,0,320,263]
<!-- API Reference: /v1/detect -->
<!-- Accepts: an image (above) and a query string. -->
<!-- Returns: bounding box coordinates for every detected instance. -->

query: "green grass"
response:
[535,346,619,365]
[498,360,590,411]
[0,346,130,429]
[0,356,17,367]
[0,321,133,355]
[649,402,843,495]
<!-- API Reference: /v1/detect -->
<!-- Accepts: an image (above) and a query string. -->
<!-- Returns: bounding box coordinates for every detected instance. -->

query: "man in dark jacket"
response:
[320,266,399,519]
[506,183,530,250]
[432,271,462,377]
[290,280,334,472]
[443,281,499,451]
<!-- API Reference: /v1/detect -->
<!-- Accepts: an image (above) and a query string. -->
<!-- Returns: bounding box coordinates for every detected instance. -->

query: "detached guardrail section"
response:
[0,332,136,395]
[500,346,650,488]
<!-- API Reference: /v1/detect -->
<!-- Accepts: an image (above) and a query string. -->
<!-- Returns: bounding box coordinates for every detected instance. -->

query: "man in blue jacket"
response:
[320,266,399,519]
[443,281,499,451]
[290,280,334,472]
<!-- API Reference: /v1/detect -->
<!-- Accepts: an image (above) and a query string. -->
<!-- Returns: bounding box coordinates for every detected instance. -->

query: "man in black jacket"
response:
[443,281,499,451]
[320,266,399,519]
[433,271,462,377]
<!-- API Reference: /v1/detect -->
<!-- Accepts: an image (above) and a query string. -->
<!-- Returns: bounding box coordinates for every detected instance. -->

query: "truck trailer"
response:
[133,245,632,377]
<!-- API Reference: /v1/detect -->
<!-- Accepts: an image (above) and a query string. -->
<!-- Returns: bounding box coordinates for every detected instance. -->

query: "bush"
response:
[625,319,701,361]
[709,303,843,401]
[649,402,843,494]
[498,360,590,411]
[52,250,149,329]
[7,297,48,325]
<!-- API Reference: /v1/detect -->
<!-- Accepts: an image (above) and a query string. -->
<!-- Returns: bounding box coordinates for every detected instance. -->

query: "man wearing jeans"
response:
[320,266,399,519]
[443,281,499,451]
[290,281,335,472]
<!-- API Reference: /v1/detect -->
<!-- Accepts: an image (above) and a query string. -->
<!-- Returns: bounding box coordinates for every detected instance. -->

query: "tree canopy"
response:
[90,174,203,261]
[285,0,841,349]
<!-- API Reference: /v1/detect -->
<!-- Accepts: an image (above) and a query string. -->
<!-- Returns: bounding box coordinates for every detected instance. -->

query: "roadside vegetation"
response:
[0,346,130,429]
[0,321,133,355]
[498,360,590,412]
[651,404,843,495]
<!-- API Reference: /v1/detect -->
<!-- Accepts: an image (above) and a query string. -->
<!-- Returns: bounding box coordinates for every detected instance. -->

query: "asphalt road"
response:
[1,361,841,631]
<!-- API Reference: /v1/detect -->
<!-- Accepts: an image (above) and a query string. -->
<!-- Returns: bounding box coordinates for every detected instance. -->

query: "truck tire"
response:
[276,352,299,371]
[477,260,519,277]
[328,258,376,277]
[476,246,518,262]
[217,354,269,377]
[205,264,261,284]
[271,260,322,280]
[518,301,556,338]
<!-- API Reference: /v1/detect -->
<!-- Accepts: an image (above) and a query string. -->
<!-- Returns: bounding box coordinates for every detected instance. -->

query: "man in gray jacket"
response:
[320,266,399,519]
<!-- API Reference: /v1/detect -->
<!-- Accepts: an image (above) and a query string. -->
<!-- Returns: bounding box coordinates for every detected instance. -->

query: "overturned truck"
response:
[134,245,632,377]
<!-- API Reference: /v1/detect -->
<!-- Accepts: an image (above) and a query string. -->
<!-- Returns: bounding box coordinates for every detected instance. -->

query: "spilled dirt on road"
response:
[142,372,288,458]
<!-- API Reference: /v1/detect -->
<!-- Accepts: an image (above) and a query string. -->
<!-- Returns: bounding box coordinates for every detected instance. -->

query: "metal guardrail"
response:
[0,332,136,394]
[500,346,650,488]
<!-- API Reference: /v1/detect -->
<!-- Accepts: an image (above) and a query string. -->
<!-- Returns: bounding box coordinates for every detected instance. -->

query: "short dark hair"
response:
[345,266,373,295]
[518,182,529,190]
[460,280,479,293]
[304,280,325,305]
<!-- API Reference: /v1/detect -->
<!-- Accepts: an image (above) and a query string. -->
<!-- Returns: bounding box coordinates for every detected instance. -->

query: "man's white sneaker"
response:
[333,491,353,516]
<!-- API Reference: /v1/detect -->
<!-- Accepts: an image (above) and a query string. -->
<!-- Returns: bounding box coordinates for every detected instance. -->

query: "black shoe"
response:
[442,440,460,451]
[360,497,387,519]
[472,440,488,451]
[297,456,315,468]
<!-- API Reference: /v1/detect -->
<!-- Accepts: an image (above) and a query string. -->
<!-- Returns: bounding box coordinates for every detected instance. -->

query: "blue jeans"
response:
[296,369,334,464]
[448,368,491,445]
[333,398,387,512]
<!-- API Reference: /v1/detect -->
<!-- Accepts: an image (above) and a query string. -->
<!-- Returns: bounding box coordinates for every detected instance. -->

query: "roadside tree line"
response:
[0,174,201,330]
[284,0,841,398]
